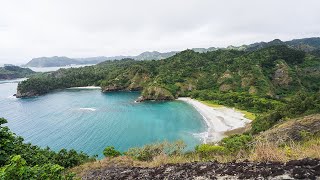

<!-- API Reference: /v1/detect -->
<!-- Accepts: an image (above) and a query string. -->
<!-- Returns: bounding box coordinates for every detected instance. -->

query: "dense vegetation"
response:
[18,44,320,100]
[0,118,95,179]
[0,65,35,80]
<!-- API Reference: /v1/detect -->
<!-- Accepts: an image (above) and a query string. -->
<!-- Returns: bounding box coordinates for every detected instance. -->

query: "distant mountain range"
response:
[24,37,320,67]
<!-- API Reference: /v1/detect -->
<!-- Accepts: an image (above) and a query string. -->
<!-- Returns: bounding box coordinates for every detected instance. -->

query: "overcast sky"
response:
[0,0,319,64]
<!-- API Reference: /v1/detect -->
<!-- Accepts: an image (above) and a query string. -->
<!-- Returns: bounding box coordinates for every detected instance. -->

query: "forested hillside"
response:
[0,65,35,80]
[17,45,320,102]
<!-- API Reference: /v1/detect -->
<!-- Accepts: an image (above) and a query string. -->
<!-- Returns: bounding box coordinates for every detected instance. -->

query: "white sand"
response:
[67,86,101,90]
[178,97,251,143]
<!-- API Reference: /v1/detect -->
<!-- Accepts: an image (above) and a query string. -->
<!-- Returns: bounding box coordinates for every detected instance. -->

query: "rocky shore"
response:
[82,158,320,179]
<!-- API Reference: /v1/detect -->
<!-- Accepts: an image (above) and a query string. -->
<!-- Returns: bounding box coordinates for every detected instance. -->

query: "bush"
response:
[125,141,186,161]
[0,155,74,180]
[220,134,253,153]
[103,146,121,158]
[195,144,226,158]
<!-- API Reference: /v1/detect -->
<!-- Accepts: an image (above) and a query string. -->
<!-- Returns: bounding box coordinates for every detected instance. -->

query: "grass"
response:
[70,136,320,178]
[198,99,256,120]
[198,100,225,108]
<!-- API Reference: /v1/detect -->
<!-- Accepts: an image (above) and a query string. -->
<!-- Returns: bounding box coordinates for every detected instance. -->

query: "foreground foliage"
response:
[103,146,121,158]
[0,118,95,178]
[125,141,186,161]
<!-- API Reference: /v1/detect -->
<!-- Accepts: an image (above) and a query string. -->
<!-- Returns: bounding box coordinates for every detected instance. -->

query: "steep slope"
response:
[258,114,320,143]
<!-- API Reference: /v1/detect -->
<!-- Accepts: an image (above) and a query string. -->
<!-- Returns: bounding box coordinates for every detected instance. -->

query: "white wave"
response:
[78,108,97,111]
[7,95,17,100]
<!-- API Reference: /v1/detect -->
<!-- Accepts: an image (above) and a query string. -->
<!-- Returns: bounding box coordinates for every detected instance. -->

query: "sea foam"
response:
[79,108,97,111]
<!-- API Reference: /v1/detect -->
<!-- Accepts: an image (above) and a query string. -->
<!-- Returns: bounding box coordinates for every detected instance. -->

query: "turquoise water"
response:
[0,80,206,157]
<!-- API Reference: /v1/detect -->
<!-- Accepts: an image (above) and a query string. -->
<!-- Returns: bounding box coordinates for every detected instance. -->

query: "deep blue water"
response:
[0,80,206,157]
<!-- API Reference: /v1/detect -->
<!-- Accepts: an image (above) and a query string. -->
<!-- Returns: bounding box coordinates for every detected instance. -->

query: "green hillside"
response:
[17,45,320,102]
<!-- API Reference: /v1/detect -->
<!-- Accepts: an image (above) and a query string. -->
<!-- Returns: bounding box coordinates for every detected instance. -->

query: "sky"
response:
[0,0,320,64]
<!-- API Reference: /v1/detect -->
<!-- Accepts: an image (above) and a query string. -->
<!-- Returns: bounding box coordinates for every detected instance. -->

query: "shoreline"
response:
[67,86,102,90]
[178,97,251,143]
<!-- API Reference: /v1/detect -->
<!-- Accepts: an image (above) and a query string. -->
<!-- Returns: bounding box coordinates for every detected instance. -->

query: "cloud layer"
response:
[0,0,319,64]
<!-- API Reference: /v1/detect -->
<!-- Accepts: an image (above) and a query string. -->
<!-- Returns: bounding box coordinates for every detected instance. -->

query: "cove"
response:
[0,80,206,158]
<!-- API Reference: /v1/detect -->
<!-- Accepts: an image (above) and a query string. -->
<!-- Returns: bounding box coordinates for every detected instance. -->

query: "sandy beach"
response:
[67,86,102,90]
[178,97,251,143]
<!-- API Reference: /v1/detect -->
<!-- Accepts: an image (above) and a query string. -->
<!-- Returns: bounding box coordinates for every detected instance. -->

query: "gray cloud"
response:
[0,0,319,64]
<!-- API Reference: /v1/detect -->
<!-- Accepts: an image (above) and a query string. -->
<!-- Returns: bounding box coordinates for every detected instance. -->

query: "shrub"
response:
[0,155,74,180]
[125,141,186,161]
[220,134,253,153]
[195,144,226,158]
[103,146,121,158]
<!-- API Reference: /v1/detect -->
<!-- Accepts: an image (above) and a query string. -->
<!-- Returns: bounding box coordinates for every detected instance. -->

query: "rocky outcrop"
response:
[82,158,320,179]
[219,84,232,92]
[15,89,39,98]
[136,86,174,102]
[272,61,292,87]
[102,85,126,92]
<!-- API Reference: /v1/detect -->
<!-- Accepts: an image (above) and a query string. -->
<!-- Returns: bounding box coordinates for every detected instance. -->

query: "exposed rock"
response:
[248,86,257,94]
[102,85,125,92]
[241,77,252,88]
[272,62,292,87]
[82,158,320,179]
[217,70,233,84]
[137,86,174,102]
[219,84,232,92]
[15,89,38,98]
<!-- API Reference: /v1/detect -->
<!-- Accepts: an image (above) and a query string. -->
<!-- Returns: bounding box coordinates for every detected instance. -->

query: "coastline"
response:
[67,86,101,90]
[178,97,251,143]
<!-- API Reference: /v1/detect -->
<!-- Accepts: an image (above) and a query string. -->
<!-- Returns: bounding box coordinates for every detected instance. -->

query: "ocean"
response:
[0,79,206,157]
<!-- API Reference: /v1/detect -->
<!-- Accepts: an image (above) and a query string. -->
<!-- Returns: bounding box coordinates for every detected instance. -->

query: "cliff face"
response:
[136,86,175,102]
[102,85,126,92]
[15,89,38,98]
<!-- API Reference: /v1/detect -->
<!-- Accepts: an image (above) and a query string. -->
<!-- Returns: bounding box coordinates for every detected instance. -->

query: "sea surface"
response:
[0,79,206,157]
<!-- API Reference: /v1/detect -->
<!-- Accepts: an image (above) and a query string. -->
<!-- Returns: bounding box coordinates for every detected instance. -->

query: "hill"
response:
[17,45,320,101]
[0,65,35,80]
[25,56,81,67]
[24,51,179,67]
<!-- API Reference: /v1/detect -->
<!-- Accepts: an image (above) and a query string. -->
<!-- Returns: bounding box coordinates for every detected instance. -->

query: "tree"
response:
[103,146,121,158]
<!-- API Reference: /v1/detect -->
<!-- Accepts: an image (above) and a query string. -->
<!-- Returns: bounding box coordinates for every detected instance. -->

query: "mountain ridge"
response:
[24,37,320,67]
